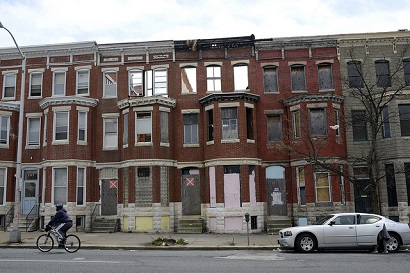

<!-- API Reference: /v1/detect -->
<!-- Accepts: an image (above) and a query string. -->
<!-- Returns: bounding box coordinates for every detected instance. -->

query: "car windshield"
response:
[313,215,334,225]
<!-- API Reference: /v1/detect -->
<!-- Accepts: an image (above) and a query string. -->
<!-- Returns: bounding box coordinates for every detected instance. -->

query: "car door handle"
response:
[349,227,354,229]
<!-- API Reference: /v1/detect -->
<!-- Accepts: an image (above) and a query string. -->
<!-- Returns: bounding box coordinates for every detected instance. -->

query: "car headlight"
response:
[283,231,293,237]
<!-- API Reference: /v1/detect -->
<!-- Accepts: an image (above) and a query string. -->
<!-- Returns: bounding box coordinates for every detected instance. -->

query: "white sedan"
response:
[278,213,410,253]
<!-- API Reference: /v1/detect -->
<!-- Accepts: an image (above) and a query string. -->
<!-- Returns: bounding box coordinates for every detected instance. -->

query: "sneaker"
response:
[58,244,64,248]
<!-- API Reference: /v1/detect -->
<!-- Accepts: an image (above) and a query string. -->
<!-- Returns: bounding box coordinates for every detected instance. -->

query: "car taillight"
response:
[408,223,410,228]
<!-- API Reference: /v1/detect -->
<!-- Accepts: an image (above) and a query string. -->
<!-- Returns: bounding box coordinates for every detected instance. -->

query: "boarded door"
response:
[22,170,38,215]
[224,173,241,208]
[266,166,287,216]
[182,174,201,215]
[101,179,118,216]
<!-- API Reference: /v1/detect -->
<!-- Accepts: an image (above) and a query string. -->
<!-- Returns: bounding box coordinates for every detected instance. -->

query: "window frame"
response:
[183,113,199,144]
[0,115,10,146]
[53,111,69,142]
[181,66,197,93]
[352,110,368,141]
[52,70,66,96]
[404,58,410,86]
[296,166,306,206]
[0,168,6,205]
[263,65,279,93]
[292,111,301,139]
[76,167,86,206]
[290,64,306,91]
[267,114,282,142]
[381,106,391,138]
[375,60,391,88]
[3,73,17,99]
[103,117,118,149]
[103,70,118,97]
[221,107,238,140]
[347,61,364,88]
[52,167,68,205]
[135,111,152,144]
[29,72,42,97]
[399,104,410,137]
[76,69,90,95]
[233,64,249,91]
[315,171,331,203]
[318,62,334,90]
[27,116,41,147]
[309,108,327,137]
[78,111,87,142]
[206,66,222,92]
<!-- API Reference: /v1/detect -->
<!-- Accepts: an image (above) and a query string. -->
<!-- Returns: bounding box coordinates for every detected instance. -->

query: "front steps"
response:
[177,216,204,233]
[266,217,292,234]
[91,216,119,233]
[6,217,39,232]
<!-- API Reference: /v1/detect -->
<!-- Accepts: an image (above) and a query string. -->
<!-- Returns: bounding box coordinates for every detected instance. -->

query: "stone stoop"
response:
[177,216,204,234]
[6,217,39,232]
[266,217,292,235]
[91,216,119,233]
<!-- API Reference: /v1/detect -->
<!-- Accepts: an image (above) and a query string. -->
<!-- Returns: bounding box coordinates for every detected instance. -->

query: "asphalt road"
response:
[0,248,409,273]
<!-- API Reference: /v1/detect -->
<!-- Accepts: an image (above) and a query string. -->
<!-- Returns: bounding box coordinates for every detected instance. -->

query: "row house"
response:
[0,31,409,234]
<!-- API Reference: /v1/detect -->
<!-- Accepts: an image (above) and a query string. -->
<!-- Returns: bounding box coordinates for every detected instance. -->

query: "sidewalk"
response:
[0,231,280,250]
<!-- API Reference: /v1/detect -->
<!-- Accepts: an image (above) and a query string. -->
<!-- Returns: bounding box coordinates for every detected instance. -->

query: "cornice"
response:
[199,92,260,106]
[39,96,99,109]
[0,101,20,111]
[117,95,177,110]
[283,93,344,107]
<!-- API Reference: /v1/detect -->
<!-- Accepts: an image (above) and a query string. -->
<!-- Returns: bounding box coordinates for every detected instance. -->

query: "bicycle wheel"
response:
[36,234,54,252]
[64,234,81,253]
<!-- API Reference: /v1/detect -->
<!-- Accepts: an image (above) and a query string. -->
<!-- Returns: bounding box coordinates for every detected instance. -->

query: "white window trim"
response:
[0,167,6,205]
[76,69,90,96]
[77,108,88,144]
[103,70,118,98]
[52,167,68,205]
[52,108,70,144]
[103,115,119,150]
[76,167,86,206]
[28,71,43,98]
[0,112,11,148]
[26,114,41,148]
[52,69,67,96]
[2,72,17,100]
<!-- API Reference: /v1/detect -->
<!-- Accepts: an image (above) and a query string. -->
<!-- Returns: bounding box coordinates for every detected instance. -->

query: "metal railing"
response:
[25,204,40,232]
[90,203,101,232]
[2,205,14,229]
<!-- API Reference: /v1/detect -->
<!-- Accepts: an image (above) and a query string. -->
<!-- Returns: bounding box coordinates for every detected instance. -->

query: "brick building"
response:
[0,31,409,233]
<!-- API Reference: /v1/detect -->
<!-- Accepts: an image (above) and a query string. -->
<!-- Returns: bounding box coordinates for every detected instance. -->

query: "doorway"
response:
[22,169,39,215]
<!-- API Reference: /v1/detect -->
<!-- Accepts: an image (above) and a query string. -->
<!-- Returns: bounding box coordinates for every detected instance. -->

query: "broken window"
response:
[103,71,117,97]
[207,66,221,92]
[181,67,197,93]
[136,112,152,143]
[234,64,248,90]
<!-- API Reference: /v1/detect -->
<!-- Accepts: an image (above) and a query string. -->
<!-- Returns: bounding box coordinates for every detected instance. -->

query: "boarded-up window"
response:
[318,63,334,90]
[352,110,368,141]
[183,113,198,144]
[309,109,327,136]
[136,167,152,207]
[375,60,391,88]
[267,115,282,141]
[291,65,306,91]
[292,111,301,138]
[160,166,169,206]
[399,104,410,136]
[263,66,278,93]
[315,172,330,202]
[160,111,169,143]
[221,107,238,140]
[297,167,306,205]
[347,61,363,88]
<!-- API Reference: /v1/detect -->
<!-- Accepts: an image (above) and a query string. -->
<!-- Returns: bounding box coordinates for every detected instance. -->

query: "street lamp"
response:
[0,21,25,243]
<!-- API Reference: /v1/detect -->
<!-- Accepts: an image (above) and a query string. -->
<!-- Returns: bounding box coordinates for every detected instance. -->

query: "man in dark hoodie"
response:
[45,204,73,247]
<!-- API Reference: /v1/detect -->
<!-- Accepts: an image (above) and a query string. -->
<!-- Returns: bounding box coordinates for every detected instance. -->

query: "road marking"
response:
[216,253,285,261]
[0,259,133,264]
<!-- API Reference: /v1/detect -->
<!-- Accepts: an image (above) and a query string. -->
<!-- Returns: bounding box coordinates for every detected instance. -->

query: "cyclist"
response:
[45,204,73,247]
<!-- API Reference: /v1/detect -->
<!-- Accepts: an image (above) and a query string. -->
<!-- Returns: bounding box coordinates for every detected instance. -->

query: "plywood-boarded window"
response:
[267,115,282,141]
[318,63,334,90]
[315,172,330,202]
[263,66,278,93]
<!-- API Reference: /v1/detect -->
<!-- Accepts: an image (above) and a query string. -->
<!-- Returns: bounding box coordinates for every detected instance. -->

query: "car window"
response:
[332,215,355,225]
[314,215,334,225]
[358,215,381,224]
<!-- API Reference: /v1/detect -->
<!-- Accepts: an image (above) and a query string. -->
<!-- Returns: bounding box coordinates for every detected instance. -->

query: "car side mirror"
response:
[329,221,335,226]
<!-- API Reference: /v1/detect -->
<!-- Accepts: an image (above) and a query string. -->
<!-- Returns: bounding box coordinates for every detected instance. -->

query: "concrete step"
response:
[177,217,204,234]
[91,217,118,233]
[266,218,292,235]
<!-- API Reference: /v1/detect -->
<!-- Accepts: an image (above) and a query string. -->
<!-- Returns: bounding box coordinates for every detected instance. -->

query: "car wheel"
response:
[387,233,401,253]
[295,233,317,253]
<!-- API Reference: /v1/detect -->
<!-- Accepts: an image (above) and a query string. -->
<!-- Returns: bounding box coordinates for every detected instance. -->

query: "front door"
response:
[182,174,200,215]
[101,179,118,216]
[354,179,373,213]
[22,170,39,215]
[266,166,287,216]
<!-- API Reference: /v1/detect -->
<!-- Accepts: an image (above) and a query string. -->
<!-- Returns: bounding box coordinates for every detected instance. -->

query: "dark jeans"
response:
[56,221,73,239]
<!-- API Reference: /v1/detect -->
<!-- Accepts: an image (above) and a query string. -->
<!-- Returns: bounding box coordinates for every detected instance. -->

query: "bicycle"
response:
[36,226,81,253]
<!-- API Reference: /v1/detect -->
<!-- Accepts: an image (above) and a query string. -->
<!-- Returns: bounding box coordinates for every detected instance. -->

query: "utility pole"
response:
[0,21,25,243]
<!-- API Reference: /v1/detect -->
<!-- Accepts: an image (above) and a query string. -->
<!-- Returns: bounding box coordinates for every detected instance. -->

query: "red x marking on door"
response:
[109,180,118,189]
[186,177,195,187]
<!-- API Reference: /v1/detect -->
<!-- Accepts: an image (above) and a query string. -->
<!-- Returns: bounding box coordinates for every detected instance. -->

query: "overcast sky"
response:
[0,0,409,48]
